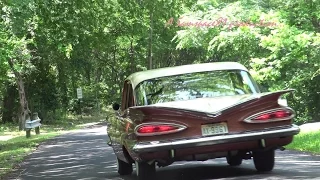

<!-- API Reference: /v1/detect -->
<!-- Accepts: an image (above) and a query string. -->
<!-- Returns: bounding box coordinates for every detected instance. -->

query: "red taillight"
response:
[245,108,294,123]
[135,123,186,136]
[137,125,177,133]
[274,110,289,118]
[254,114,271,121]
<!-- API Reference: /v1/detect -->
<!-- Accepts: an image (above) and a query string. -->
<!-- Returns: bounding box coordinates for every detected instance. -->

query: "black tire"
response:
[117,158,133,175]
[135,161,156,180]
[227,155,243,166]
[253,149,275,172]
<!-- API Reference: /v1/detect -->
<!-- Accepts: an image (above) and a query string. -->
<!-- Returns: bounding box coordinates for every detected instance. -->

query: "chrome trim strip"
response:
[243,107,295,123]
[132,125,300,153]
[134,122,187,136]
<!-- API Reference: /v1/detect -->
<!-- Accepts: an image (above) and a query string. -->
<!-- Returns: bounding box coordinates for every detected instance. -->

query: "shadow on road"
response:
[8,127,117,180]
[6,126,320,180]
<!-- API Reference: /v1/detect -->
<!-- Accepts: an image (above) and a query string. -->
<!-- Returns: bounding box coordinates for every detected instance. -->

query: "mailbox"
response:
[25,112,41,138]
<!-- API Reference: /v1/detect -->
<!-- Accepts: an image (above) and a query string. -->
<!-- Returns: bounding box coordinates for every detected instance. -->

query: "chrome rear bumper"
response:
[132,125,300,153]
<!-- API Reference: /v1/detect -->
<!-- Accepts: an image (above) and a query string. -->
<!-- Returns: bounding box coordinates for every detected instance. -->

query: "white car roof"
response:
[127,62,249,89]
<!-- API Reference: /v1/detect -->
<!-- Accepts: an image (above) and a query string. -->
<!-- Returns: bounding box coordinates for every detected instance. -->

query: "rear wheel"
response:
[117,158,133,175]
[253,149,275,172]
[227,155,243,166]
[135,161,156,180]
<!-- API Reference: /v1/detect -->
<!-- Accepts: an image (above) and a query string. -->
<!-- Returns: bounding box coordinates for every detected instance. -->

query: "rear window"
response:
[135,70,260,105]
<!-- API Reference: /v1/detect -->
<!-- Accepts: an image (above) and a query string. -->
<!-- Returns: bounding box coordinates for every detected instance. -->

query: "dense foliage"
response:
[0,0,319,125]
[173,0,320,124]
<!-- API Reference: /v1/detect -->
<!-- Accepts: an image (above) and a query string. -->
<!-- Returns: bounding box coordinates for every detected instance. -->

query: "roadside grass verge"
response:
[0,115,106,178]
[286,131,320,154]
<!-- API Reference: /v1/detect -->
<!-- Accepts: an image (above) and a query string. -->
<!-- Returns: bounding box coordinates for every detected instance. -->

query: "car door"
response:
[107,80,133,163]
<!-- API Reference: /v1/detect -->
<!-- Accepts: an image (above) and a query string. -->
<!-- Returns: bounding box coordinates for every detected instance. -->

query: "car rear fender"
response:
[129,89,294,120]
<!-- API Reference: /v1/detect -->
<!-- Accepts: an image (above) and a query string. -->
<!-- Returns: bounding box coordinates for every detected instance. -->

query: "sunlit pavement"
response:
[6,125,320,180]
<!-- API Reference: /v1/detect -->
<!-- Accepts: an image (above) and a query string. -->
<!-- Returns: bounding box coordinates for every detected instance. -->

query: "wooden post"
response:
[78,99,83,119]
[35,126,40,135]
[26,129,31,138]
[32,112,39,120]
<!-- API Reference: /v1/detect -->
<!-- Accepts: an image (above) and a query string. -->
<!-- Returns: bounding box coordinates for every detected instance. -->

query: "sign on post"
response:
[77,88,83,99]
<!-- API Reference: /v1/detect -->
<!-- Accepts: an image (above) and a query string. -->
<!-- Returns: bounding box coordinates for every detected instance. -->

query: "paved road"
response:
[6,125,320,180]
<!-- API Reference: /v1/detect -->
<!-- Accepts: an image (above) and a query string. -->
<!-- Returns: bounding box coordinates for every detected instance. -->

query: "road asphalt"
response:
[5,124,320,180]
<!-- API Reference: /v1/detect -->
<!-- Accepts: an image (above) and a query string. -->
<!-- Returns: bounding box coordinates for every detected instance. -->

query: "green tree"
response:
[173,0,320,123]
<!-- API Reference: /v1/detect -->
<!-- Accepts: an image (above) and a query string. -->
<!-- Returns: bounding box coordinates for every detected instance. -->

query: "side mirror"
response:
[112,103,120,111]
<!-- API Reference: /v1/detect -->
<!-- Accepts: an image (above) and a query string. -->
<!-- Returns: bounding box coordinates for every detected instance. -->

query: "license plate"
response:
[201,122,228,136]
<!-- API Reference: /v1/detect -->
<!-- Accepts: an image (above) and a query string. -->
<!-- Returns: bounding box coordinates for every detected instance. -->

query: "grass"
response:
[286,131,320,154]
[0,115,106,178]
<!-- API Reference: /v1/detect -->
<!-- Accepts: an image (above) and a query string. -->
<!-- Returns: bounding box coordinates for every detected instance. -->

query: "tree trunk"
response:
[113,45,117,86]
[95,64,102,115]
[148,10,153,70]
[17,75,31,130]
[130,36,135,73]
[7,58,31,130]
[57,61,68,110]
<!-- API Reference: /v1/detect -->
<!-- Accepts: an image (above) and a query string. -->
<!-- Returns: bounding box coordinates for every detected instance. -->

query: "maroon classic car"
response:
[107,62,300,180]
